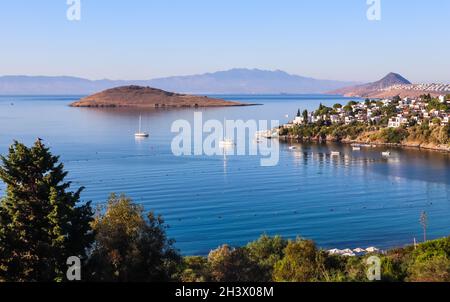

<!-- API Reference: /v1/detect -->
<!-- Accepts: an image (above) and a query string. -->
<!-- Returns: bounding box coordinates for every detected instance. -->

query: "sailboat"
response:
[219,118,235,147]
[219,138,235,147]
[135,115,149,138]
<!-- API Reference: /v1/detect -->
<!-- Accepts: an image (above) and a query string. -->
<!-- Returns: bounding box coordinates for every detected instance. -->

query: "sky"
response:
[0,0,449,83]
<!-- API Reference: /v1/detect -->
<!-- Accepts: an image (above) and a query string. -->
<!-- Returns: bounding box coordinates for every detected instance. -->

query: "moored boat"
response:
[134,115,149,138]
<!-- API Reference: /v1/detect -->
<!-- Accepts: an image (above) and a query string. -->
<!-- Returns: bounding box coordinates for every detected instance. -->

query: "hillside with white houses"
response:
[290,95,449,128]
[280,94,450,151]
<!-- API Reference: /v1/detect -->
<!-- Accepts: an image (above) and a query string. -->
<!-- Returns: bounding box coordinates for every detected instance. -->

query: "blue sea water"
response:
[0,95,449,255]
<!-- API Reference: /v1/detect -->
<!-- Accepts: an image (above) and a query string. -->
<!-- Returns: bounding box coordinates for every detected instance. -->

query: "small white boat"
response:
[289,146,297,150]
[381,151,391,157]
[135,115,149,138]
[331,151,340,156]
[219,138,235,147]
[352,147,361,151]
[256,130,277,139]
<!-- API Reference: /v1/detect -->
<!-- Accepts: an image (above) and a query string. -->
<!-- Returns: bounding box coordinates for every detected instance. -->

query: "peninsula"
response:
[70,85,251,108]
[280,94,450,152]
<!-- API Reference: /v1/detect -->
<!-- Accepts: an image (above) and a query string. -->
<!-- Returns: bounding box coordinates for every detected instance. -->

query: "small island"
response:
[70,85,253,108]
[280,94,450,152]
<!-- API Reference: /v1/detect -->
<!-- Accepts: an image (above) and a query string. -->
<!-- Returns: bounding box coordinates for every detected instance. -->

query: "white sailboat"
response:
[219,118,235,147]
[219,138,235,147]
[135,115,149,138]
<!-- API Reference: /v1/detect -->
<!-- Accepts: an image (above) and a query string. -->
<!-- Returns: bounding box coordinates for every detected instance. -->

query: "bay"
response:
[0,94,449,255]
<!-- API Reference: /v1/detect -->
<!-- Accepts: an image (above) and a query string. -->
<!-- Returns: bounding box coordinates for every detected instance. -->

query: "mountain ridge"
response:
[0,69,358,95]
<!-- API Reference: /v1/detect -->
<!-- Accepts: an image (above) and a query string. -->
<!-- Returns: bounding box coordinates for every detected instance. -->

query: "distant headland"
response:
[328,73,450,98]
[69,85,253,108]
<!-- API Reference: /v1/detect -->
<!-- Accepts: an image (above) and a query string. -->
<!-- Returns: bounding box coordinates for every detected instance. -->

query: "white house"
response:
[388,116,407,128]
[345,116,355,125]
[293,116,303,125]
[330,115,340,124]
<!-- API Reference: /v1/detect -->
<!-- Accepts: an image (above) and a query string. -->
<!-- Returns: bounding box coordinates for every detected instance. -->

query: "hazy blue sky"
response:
[0,0,449,83]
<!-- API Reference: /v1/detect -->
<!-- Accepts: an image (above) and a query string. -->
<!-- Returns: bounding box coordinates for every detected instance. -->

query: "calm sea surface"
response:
[1,95,449,255]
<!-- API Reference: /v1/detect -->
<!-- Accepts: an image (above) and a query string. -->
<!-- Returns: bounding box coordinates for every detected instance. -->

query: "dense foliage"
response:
[179,236,450,282]
[284,120,449,146]
[87,194,180,282]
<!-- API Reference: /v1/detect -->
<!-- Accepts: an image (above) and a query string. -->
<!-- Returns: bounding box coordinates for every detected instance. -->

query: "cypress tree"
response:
[0,140,94,282]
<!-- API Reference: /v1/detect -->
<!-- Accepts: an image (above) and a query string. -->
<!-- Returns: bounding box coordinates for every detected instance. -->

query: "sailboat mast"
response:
[139,115,142,133]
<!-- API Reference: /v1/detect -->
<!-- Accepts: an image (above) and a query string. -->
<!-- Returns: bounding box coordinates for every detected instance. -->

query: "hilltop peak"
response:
[378,73,411,87]
[327,72,448,99]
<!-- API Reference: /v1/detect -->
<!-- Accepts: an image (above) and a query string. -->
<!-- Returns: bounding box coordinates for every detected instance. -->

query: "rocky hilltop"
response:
[70,85,249,108]
[329,73,450,98]
[330,73,412,97]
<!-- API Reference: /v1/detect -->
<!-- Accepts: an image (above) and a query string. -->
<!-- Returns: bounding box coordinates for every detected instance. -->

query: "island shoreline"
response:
[279,135,450,153]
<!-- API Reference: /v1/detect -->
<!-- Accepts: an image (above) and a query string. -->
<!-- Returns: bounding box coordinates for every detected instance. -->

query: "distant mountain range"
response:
[0,69,359,95]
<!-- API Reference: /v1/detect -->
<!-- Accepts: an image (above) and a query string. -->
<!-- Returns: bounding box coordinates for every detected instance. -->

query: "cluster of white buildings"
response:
[383,83,450,93]
[291,95,450,128]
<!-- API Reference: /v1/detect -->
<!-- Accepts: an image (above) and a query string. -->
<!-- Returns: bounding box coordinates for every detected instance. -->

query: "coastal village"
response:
[284,93,450,129]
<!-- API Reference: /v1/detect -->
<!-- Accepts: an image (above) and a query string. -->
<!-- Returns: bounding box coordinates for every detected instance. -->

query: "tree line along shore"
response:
[0,140,449,282]
[279,94,450,153]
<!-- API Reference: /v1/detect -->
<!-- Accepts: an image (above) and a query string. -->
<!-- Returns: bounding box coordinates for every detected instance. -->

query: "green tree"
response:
[246,235,288,281]
[431,117,442,125]
[87,194,180,282]
[343,104,353,114]
[207,245,263,282]
[427,98,449,111]
[273,239,321,282]
[392,95,401,103]
[302,110,308,124]
[380,128,408,144]
[180,256,210,282]
[407,255,450,282]
[0,140,94,282]
[381,104,398,118]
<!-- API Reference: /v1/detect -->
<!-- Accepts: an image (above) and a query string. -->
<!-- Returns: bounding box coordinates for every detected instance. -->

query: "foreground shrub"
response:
[407,255,450,282]
[246,235,288,281]
[273,239,321,282]
[207,245,264,282]
[180,256,210,282]
[87,194,180,282]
